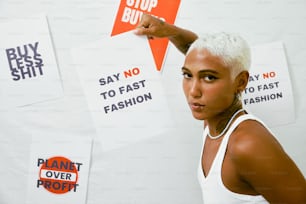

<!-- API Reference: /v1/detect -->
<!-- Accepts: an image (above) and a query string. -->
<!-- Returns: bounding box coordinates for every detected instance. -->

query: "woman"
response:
[135,14,306,203]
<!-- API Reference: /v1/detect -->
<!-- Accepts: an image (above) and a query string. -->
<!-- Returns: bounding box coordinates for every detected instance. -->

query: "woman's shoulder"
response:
[227,117,284,160]
[226,115,306,203]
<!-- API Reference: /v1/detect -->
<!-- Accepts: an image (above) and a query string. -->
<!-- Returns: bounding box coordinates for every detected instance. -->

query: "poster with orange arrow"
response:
[111,0,181,71]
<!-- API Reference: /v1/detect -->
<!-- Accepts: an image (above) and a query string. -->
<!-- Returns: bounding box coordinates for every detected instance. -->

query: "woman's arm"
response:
[134,14,198,54]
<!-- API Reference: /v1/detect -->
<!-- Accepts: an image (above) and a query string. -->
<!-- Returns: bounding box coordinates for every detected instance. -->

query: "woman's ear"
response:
[235,71,249,93]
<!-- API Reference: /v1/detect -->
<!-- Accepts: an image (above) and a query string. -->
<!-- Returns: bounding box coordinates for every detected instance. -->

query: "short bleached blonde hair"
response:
[187,32,251,79]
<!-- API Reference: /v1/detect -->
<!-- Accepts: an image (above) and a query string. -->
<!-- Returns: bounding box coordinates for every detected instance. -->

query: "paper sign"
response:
[71,31,173,151]
[0,15,63,108]
[242,42,295,127]
[26,135,92,204]
[111,0,181,71]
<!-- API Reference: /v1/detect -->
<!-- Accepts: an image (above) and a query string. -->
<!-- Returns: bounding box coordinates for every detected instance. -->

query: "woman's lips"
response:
[189,102,205,111]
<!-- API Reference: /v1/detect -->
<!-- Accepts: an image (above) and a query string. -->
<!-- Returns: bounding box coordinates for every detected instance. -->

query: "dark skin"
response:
[135,14,306,203]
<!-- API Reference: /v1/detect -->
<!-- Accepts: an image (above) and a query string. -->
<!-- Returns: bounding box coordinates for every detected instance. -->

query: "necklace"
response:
[207,109,245,140]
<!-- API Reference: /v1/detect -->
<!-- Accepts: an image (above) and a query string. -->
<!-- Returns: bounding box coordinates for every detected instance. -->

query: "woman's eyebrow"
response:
[181,67,189,72]
[198,69,219,75]
[181,66,218,74]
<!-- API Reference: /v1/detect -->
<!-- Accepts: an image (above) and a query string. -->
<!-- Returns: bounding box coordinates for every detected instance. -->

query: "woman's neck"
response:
[206,97,243,136]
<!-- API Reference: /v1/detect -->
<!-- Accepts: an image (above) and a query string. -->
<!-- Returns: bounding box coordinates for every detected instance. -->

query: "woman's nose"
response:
[189,80,202,98]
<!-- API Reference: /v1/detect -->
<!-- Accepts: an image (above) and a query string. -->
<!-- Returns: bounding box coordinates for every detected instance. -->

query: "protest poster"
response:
[0,15,63,108]
[26,135,92,204]
[71,31,173,151]
[112,0,181,71]
[243,42,295,127]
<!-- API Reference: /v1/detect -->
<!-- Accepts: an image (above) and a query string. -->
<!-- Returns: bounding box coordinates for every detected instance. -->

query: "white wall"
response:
[0,0,305,203]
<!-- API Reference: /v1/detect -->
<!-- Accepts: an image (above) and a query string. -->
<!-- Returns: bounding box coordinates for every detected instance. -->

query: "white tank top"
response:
[197,114,269,204]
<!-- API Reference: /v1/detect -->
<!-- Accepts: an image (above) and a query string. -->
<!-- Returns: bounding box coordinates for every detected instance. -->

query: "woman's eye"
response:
[203,75,217,82]
[182,72,192,79]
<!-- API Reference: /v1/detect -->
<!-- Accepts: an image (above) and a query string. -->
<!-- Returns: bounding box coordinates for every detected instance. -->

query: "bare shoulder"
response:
[227,118,306,203]
[228,119,283,156]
